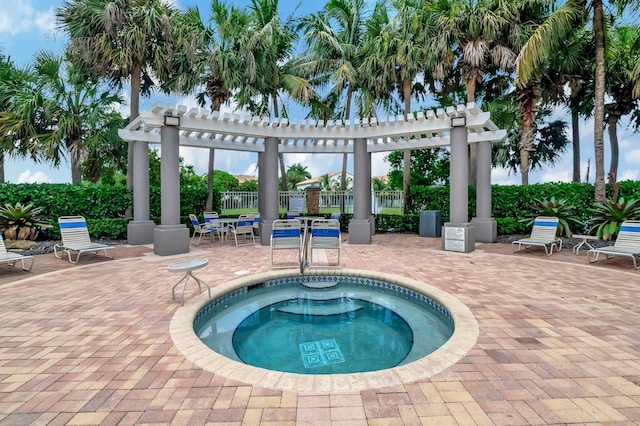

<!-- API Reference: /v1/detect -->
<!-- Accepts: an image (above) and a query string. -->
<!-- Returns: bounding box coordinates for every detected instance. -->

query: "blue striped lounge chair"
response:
[0,231,34,272]
[587,220,640,269]
[512,216,562,256]
[55,216,115,264]
[309,219,341,268]
[270,219,302,269]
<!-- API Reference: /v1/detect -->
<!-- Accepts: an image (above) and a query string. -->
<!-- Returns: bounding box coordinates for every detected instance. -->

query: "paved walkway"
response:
[0,234,638,425]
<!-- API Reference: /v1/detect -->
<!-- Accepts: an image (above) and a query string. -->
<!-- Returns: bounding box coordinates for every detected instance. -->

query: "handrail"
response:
[300,222,309,273]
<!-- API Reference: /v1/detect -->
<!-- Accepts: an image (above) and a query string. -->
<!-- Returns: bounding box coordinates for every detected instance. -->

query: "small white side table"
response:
[168,258,211,305]
[572,235,598,255]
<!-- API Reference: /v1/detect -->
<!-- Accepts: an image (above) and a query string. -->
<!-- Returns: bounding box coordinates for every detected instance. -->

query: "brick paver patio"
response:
[0,234,638,425]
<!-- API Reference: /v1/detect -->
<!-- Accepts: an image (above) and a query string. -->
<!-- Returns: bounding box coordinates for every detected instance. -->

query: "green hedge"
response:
[2,181,638,239]
[0,183,217,239]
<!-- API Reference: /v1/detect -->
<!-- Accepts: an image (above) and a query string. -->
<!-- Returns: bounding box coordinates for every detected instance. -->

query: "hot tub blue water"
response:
[194,277,454,375]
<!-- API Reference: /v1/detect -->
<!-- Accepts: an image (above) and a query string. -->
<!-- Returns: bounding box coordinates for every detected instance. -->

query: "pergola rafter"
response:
[119,102,505,153]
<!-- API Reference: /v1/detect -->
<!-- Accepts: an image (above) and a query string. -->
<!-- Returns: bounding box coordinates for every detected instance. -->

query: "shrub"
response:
[589,197,640,240]
[521,196,584,237]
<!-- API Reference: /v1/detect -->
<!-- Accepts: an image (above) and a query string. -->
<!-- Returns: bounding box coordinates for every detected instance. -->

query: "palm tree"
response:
[0,51,41,182]
[362,0,435,212]
[166,2,247,211]
[286,163,312,189]
[541,22,593,183]
[517,0,639,202]
[434,0,518,185]
[57,0,182,197]
[604,24,640,183]
[235,0,313,193]
[299,0,370,213]
[0,51,123,183]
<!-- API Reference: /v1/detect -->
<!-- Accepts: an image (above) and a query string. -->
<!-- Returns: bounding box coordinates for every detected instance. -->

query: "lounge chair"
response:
[55,216,115,264]
[0,232,34,272]
[512,216,562,256]
[587,220,640,269]
[270,219,302,269]
[309,219,341,268]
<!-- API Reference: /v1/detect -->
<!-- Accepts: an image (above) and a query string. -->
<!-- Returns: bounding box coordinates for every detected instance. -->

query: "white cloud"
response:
[17,170,52,184]
[625,148,640,166]
[619,169,640,181]
[0,2,56,36]
[491,167,518,185]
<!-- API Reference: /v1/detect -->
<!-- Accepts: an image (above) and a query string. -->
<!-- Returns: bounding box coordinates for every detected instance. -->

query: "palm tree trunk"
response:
[466,78,477,187]
[571,109,581,182]
[0,152,4,183]
[402,79,412,214]
[206,149,215,211]
[272,93,288,193]
[607,115,619,184]
[340,86,354,214]
[126,64,143,217]
[593,0,606,203]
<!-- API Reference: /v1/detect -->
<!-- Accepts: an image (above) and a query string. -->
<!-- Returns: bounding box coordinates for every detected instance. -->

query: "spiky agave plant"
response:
[0,203,48,240]
[589,197,640,240]
[522,196,584,237]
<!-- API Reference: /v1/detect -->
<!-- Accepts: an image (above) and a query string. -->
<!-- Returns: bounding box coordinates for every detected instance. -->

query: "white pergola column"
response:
[259,137,279,245]
[127,139,155,244]
[153,116,189,256]
[349,137,372,244]
[442,123,475,253]
[471,140,497,242]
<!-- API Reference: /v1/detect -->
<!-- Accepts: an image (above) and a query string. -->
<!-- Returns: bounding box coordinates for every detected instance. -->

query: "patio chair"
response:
[512,216,562,256]
[309,219,341,268]
[287,211,300,219]
[270,219,302,269]
[587,220,640,269]
[55,216,115,264]
[0,231,34,272]
[189,214,215,246]
[227,214,256,246]
[203,212,225,243]
[247,213,260,236]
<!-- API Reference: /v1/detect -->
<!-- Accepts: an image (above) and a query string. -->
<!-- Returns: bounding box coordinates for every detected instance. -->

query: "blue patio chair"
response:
[270,219,302,269]
[309,219,341,268]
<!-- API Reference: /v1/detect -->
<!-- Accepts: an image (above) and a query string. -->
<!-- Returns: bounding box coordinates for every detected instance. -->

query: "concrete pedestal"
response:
[127,220,156,245]
[442,222,475,253]
[154,225,189,256]
[259,220,274,246]
[470,217,497,243]
[349,219,372,244]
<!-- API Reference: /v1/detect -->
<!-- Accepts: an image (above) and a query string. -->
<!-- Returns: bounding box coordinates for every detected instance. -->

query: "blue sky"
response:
[1,0,639,186]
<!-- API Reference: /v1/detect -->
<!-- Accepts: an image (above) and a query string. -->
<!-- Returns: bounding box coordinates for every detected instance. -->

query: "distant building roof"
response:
[235,174,257,183]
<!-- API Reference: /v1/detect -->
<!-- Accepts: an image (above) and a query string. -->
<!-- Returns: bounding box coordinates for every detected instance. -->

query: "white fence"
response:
[220,190,403,215]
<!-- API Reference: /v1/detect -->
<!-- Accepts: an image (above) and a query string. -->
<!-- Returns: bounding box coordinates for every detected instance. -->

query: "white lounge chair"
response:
[0,232,34,272]
[309,219,341,268]
[588,220,640,269]
[270,219,302,269]
[512,216,562,256]
[227,214,256,246]
[55,216,115,264]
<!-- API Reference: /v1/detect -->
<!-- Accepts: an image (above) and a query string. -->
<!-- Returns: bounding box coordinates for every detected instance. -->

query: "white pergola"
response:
[119,102,506,255]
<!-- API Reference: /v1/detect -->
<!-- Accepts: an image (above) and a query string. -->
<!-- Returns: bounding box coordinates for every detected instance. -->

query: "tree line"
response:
[1,0,639,208]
